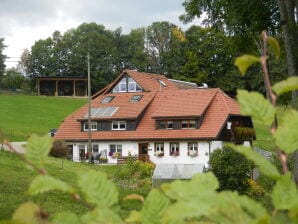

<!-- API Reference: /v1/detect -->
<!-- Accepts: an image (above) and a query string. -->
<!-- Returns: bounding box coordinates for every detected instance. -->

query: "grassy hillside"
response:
[0,93,86,141]
[0,151,151,220]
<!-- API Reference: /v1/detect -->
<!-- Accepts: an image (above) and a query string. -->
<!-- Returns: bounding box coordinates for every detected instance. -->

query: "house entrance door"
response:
[138,143,149,162]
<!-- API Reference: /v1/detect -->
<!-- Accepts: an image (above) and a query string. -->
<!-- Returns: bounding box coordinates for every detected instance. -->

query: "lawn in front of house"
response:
[0,151,151,220]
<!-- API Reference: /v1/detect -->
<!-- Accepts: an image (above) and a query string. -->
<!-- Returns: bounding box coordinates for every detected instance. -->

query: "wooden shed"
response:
[35,76,88,97]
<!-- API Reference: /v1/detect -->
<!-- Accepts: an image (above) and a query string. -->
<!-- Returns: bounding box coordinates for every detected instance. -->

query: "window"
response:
[181,120,196,129]
[112,121,126,130]
[112,76,142,93]
[101,96,114,103]
[154,143,164,157]
[188,142,198,157]
[170,143,179,156]
[109,144,122,157]
[92,144,99,153]
[84,121,97,131]
[159,120,173,129]
[130,95,143,102]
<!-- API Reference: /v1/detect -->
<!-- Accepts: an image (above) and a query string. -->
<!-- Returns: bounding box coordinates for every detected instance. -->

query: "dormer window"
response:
[112,121,126,130]
[181,120,196,129]
[101,96,114,103]
[83,121,97,131]
[112,76,142,93]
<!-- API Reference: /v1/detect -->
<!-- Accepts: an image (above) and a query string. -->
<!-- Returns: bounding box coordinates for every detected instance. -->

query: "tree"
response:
[277,0,298,105]
[145,21,177,74]
[180,0,297,102]
[0,38,6,81]
[17,48,32,77]
[209,145,253,193]
[0,68,25,89]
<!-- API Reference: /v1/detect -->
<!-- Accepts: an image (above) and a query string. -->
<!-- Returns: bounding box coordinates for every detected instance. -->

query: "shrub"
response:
[245,179,265,200]
[209,145,253,194]
[49,140,69,158]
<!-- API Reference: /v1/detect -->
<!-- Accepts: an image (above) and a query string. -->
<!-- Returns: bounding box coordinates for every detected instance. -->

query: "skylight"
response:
[101,96,114,103]
[85,107,118,117]
[130,95,143,102]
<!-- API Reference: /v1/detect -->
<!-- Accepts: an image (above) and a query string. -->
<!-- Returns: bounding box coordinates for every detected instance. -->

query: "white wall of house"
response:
[70,140,250,165]
[71,141,138,163]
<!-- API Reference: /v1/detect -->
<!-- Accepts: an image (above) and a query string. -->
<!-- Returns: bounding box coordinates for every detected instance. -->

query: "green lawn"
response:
[0,151,151,220]
[0,93,86,141]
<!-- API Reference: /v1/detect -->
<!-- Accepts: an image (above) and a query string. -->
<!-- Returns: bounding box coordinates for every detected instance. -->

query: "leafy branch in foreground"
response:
[234,31,298,175]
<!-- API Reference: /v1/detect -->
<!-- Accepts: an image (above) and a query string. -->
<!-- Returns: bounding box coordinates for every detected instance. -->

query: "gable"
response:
[111,75,143,93]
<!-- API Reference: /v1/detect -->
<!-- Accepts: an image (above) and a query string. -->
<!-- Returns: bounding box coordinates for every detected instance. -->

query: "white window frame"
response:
[112,121,126,130]
[109,144,122,157]
[155,143,164,152]
[84,121,97,131]
[170,142,179,156]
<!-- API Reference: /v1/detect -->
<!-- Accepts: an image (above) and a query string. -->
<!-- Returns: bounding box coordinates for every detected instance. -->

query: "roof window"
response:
[101,96,114,103]
[130,95,143,102]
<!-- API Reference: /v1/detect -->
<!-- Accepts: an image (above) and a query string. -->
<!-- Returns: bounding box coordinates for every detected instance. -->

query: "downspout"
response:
[205,141,212,171]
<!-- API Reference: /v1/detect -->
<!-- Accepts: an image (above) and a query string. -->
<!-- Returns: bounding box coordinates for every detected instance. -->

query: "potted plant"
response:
[154,151,164,157]
[188,150,198,157]
[170,151,180,157]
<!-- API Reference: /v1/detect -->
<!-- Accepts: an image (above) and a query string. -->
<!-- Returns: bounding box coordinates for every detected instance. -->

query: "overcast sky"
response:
[0,0,200,69]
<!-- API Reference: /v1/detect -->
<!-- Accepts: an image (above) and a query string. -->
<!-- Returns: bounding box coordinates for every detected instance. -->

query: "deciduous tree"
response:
[0,38,6,81]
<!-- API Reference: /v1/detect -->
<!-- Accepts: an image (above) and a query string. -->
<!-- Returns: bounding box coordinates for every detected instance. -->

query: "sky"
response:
[0,0,200,69]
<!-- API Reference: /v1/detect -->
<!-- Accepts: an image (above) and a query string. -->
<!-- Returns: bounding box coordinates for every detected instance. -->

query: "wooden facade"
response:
[35,76,88,97]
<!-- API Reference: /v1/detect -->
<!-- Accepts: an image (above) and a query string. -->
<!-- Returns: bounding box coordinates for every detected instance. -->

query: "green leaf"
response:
[227,144,280,179]
[210,192,269,223]
[274,109,298,154]
[28,175,74,195]
[272,173,298,210]
[77,170,118,208]
[140,189,170,224]
[268,36,280,59]
[162,173,219,222]
[25,134,53,170]
[272,77,298,96]
[125,210,141,223]
[12,202,41,224]
[162,172,219,201]
[234,55,261,75]
[81,208,124,224]
[51,212,81,224]
[237,90,276,126]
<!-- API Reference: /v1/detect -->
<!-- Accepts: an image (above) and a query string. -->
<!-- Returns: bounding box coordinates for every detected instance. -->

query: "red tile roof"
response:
[55,70,243,141]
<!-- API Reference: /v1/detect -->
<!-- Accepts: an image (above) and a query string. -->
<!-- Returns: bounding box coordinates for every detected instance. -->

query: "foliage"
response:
[209,146,253,193]
[245,179,265,200]
[0,37,6,80]
[114,156,154,188]
[50,140,69,158]
[0,68,27,90]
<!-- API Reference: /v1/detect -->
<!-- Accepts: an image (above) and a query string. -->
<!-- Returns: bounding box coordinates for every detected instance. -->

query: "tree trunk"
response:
[277,0,298,183]
[277,0,298,105]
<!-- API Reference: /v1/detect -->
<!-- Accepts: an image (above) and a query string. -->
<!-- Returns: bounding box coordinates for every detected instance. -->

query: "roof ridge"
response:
[217,89,231,114]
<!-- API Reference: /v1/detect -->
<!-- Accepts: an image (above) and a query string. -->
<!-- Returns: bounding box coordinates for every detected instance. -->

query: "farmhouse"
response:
[55,69,255,168]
